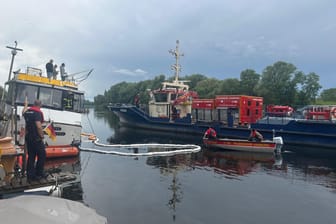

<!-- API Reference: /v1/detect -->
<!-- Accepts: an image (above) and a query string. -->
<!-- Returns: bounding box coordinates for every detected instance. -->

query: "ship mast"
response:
[2,41,23,101]
[3,42,23,143]
[6,41,23,82]
[169,40,184,84]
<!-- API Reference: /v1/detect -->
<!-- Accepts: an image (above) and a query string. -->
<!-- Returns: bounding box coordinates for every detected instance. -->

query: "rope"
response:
[79,137,201,157]
[84,112,96,135]
[80,113,95,176]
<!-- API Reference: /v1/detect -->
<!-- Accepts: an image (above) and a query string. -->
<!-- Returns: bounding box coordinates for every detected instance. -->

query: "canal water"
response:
[66,109,336,224]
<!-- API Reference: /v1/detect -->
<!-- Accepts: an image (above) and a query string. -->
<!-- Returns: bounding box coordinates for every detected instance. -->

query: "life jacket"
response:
[205,128,216,138]
[28,106,44,122]
[23,106,44,142]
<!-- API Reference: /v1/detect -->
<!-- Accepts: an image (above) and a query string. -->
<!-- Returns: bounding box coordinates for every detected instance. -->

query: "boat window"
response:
[73,93,84,112]
[154,93,168,102]
[15,84,38,105]
[197,109,205,120]
[39,87,62,109]
[62,92,84,112]
[204,109,212,121]
[63,91,74,111]
[218,109,227,122]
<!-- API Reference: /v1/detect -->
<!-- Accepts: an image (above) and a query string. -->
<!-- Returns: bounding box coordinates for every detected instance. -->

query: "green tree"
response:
[94,94,108,110]
[320,88,336,102]
[194,78,222,98]
[184,74,207,90]
[239,69,260,95]
[108,82,137,103]
[295,72,321,105]
[257,61,301,105]
[220,78,241,95]
[150,75,165,90]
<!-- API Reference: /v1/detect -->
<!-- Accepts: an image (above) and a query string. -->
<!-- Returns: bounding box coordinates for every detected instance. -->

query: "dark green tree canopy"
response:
[320,88,336,102]
[240,69,260,96]
[257,61,298,105]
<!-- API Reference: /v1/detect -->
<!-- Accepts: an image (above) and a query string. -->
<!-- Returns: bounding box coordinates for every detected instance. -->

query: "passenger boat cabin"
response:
[5,67,85,113]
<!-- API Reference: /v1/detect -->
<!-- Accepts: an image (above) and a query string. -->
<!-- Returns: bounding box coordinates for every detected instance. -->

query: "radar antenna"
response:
[168,40,184,83]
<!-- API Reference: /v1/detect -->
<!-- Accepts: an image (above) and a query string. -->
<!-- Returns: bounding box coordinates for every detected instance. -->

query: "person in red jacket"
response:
[23,99,47,181]
[204,127,217,139]
[248,129,263,142]
[134,93,140,108]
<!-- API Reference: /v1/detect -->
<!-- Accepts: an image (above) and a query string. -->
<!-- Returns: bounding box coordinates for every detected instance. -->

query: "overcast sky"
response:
[0,0,335,100]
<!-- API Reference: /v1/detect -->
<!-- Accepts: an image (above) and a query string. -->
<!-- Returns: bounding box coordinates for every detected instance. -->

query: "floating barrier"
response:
[79,136,201,157]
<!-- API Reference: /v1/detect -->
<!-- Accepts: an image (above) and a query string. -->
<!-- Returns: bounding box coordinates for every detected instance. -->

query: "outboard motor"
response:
[273,136,283,154]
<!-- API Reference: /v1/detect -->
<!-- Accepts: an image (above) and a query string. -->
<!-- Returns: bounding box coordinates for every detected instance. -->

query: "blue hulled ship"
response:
[108,41,336,156]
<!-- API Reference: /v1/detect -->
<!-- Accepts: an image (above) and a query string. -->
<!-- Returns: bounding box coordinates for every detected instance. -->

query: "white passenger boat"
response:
[0,42,88,158]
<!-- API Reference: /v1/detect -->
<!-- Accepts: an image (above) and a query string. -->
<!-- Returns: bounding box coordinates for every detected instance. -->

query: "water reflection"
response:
[91,109,120,129]
[194,149,282,179]
[147,155,189,221]
[278,152,336,192]
[45,156,81,173]
[110,124,336,192]
[78,109,336,223]
[109,126,202,145]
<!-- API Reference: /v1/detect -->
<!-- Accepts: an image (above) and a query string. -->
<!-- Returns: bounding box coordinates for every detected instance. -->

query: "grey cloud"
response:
[1,0,336,98]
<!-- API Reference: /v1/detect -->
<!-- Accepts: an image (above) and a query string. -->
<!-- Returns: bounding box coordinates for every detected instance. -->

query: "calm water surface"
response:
[72,109,336,224]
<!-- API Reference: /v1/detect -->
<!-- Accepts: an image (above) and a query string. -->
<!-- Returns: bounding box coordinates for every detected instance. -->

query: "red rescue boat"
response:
[203,137,283,153]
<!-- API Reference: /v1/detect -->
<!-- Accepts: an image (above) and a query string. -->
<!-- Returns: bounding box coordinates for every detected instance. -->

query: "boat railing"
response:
[14,70,78,89]
[27,67,43,76]
[257,116,294,125]
[108,103,134,108]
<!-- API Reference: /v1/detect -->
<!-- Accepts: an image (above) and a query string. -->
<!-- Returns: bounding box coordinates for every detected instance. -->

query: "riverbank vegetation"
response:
[94,61,336,110]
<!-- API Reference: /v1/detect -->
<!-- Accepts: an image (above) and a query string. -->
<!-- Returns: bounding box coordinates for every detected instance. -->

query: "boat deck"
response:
[0,171,78,196]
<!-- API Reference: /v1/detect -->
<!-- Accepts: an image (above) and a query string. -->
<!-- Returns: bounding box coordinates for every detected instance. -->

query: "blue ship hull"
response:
[109,105,251,136]
[250,118,336,155]
[109,105,336,156]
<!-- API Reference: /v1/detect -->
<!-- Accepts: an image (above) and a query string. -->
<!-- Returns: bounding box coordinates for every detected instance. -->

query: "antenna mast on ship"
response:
[2,41,23,101]
[169,40,184,84]
[6,41,23,82]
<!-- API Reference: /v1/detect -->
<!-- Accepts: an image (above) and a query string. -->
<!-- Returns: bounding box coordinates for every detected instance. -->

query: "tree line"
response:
[93,61,336,110]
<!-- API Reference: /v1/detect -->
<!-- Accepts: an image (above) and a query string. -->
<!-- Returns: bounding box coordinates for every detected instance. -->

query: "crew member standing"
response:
[46,59,53,79]
[60,63,67,81]
[52,64,58,79]
[23,99,47,180]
